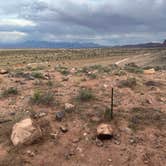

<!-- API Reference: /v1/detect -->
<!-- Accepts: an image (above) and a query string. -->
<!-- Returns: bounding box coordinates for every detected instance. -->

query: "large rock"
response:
[11,118,42,146]
[97,123,113,139]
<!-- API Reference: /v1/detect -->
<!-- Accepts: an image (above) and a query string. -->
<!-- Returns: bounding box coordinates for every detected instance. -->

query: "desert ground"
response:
[0,48,166,166]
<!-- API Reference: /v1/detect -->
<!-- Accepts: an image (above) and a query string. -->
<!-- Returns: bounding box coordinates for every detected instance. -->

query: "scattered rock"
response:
[129,139,135,144]
[62,76,69,81]
[83,132,88,136]
[55,111,65,121]
[122,127,132,134]
[26,150,35,157]
[108,158,112,162]
[34,112,47,119]
[72,138,80,143]
[50,132,58,140]
[103,84,108,89]
[11,118,42,146]
[60,125,68,133]
[97,123,113,140]
[114,140,121,145]
[91,116,101,123]
[0,69,8,75]
[44,73,50,80]
[144,68,155,74]
[64,149,75,160]
[65,103,75,113]
[70,68,77,74]
[38,112,47,118]
[10,111,16,116]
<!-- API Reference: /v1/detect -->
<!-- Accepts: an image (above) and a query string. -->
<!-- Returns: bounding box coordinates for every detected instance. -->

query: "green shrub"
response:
[55,66,69,75]
[77,88,94,101]
[118,77,137,88]
[31,72,45,79]
[1,87,18,97]
[60,69,70,75]
[124,63,143,73]
[88,73,97,79]
[30,90,54,105]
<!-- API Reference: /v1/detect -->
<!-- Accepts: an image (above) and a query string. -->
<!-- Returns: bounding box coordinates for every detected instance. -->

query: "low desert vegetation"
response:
[30,90,55,105]
[31,72,45,79]
[124,63,143,73]
[118,77,137,88]
[77,88,94,101]
[1,87,18,97]
[128,107,166,131]
[55,66,70,75]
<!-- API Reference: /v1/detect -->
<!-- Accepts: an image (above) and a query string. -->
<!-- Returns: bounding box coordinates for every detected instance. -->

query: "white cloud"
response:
[0,18,36,27]
[0,31,27,43]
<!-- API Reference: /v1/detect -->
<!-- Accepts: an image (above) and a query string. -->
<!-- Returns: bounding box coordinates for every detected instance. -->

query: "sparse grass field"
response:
[0,47,166,166]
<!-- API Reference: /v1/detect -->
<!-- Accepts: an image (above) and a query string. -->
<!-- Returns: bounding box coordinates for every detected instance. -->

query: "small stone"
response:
[120,147,126,151]
[108,158,112,162]
[83,133,87,136]
[123,127,132,134]
[10,111,16,116]
[55,111,65,121]
[62,76,69,81]
[76,147,83,153]
[97,123,113,140]
[70,68,77,74]
[129,139,135,144]
[60,125,68,133]
[0,69,8,74]
[50,133,58,139]
[91,116,101,123]
[38,112,47,118]
[27,150,35,157]
[144,160,149,164]
[103,84,108,88]
[72,138,80,143]
[65,103,75,113]
[114,140,121,145]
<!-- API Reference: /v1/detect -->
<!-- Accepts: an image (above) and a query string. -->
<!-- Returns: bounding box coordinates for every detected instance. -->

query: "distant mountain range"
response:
[0,40,166,49]
[116,40,166,48]
[0,41,101,49]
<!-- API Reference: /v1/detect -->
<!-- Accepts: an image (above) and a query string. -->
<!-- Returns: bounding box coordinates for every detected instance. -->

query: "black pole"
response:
[111,88,114,119]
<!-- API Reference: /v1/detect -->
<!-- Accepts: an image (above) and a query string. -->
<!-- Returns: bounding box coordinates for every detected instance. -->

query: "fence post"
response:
[111,88,114,119]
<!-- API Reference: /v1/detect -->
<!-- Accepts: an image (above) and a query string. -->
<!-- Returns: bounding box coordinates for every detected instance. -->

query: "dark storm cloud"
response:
[0,0,166,45]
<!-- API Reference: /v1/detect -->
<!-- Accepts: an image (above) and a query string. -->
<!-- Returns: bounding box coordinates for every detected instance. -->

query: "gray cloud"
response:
[0,0,166,45]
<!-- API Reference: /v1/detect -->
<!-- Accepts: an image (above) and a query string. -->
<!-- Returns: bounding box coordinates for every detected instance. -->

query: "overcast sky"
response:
[0,0,166,45]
